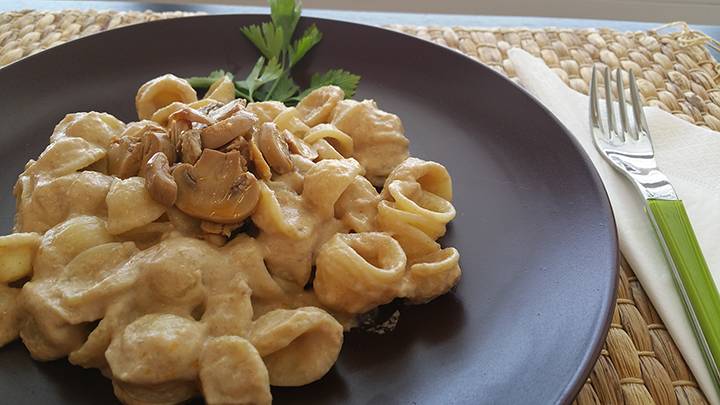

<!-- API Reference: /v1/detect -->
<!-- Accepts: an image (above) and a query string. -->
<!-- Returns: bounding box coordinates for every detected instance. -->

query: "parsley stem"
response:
[186,77,216,89]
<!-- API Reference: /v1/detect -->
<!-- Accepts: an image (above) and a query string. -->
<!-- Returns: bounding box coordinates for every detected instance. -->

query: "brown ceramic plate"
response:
[0,15,617,405]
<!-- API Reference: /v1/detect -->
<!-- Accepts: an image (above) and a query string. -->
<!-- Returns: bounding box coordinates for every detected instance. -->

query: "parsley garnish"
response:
[186,0,360,104]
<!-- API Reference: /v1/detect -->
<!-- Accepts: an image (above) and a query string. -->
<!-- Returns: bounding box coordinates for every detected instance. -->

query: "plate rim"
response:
[0,13,619,405]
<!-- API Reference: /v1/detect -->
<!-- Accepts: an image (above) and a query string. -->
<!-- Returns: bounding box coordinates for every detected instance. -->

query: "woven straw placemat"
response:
[2,9,719,405]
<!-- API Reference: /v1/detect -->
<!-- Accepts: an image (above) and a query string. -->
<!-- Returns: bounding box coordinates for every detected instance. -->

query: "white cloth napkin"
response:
[507,48,720,404]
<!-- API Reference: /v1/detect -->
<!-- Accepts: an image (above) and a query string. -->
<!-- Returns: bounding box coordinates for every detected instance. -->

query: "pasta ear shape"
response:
[50,112,125,150]
[386,180,455,238]
[252,181,315,240]
[303,124,354,157]
[383,157,453,201]
[204,75,236,103]
[302,158,363,220]
[201,277,254,337]
[16,171,113,234]
[296,85,344,127]
[106,314,206,385]
[106,177,166,235]
[249,307,343,387]
[44,242,139,324]
[136,74,198,120]
[376,200,440,260]
[402,247,461,303]
[22,137,106,178]
[314,232,406,313]
[33,216,115,279]
[221,235,285,300]
[334,175,381,232]
[246,101,288,124]
[273,107,310,138]
[331,99,409,186]
[199,336,272,405]
[377,197,447,240]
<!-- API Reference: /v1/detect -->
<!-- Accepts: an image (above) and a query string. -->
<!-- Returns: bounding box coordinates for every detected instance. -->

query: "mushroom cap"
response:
[283,129,318,161]
[144,152,177,207]
[201,110,258,150]
[256,123,293,175]
[107,121,167,178]
[178,128,203,164]
[173,149,260,224]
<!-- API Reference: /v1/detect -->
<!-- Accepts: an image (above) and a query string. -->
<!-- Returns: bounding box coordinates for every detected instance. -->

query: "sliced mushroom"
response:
[178,129,203,164]
[201,110,258,149]
[107,121,167,178]
[208,99,247,122]
[144,152,177,207]
[220,136,250,170]
[256,123,293,174]
[140,132,176,176]
[248,135,272,181]
[167,107,214,152]
[173,149,260,223]
[283,130,318,161]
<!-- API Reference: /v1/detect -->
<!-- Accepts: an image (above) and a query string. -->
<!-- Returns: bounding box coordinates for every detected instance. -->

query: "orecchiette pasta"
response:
[106,177,166,234]
[249,307,343,386]
[50,112,126,149]
[204,75,236,104]
[314,232,407,314]
[0,75,461,404]
[15,171,113,233]
[199,336,272,405]
[302,158,363,219]
[303,124,354,157]
[135,74,198,120]
[331,99,410,185]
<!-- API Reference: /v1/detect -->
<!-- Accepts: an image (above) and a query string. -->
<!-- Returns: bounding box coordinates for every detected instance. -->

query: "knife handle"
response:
[647,199,720,389]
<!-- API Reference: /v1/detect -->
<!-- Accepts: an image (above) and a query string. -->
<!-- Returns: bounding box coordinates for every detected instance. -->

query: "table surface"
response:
[5,0,720,43]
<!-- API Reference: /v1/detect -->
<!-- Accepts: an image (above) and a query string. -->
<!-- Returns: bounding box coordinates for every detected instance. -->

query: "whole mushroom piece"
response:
[107,121,173,179]
[256,123,294,175]
[201,109,258,150]
[173,149,260,224]
[144,152,177,207]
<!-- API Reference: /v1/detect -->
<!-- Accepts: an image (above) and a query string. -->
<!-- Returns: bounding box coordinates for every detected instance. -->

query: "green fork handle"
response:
[647,199,720,389]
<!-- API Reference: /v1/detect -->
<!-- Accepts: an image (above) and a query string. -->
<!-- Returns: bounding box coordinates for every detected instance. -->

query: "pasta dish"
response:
[0,73,461,404]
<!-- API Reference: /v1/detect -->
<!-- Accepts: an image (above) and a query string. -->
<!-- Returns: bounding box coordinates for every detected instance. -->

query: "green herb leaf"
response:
[186,70,233,89]
[189,0,361,105]
[269,0,301,49]
[240,22,284,60]
[235,57,284,101]
[299,69,361,99]
[267,72,300,102]
[289,24,322,67]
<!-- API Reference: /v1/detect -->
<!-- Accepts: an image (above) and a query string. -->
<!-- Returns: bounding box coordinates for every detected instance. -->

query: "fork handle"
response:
[647,199,720,388]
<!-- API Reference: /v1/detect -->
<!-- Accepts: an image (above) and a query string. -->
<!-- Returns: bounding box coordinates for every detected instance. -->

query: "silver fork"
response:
[590,66,720,390]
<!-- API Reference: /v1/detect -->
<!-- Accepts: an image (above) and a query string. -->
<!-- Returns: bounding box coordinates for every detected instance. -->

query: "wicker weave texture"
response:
[390,25,720,132]
[0,9,716,405]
